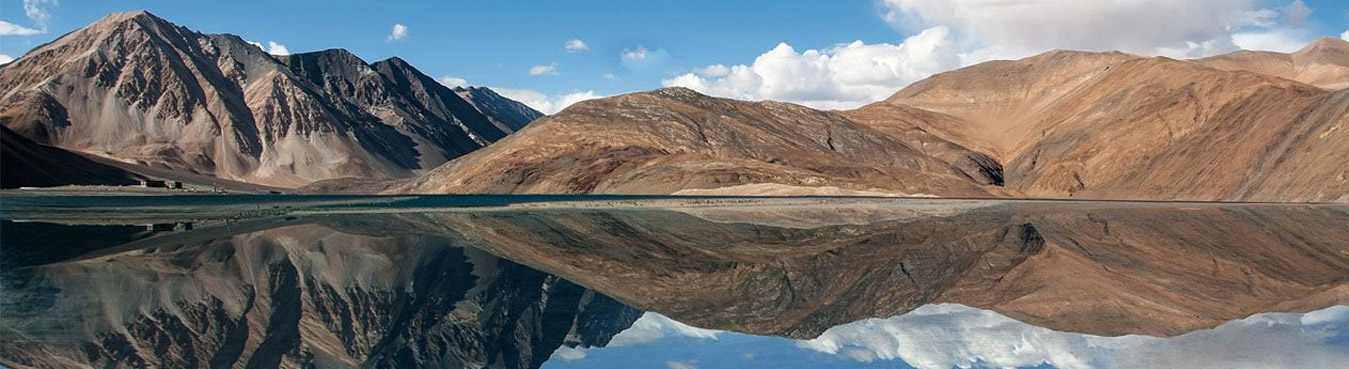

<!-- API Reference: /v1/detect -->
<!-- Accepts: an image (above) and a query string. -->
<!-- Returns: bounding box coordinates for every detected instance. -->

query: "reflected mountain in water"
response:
[1,220,641,368]
[1,199,1347,368]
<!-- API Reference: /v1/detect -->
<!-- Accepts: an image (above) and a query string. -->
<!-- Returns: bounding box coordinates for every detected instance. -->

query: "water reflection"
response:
[1,200,1346,368]
[546,305,1348,369]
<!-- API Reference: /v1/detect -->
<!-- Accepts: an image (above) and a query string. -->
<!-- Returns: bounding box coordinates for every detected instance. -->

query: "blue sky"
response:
[2,0,1347,112]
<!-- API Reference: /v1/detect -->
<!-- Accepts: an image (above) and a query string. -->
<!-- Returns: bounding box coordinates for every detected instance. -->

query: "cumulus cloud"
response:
[798,304,1349,369]
[387,23,408,42]
[668,0,1329,109]
[528,64,557,75]
[438,76,469,87]
[1342,30,1349,42]
[22,0,56,32]
[266,41,290,56]
[662,26,959,109]
[1232,29,1311,52]
[565,38,589,52]
[0,54,13,65]
[0,20,41,36]
[607,313,722,347]
[622,45,650,61]
[492,88,602,114]
[246,40,291,56]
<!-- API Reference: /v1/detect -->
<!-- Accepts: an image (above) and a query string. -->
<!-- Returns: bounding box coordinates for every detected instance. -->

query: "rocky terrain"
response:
[399,87,1006,197]
[872,38,1349,201]
[0,219,640,369]
[0,11,541,187]
[1,10,1346,201]
[403,39,1349,201]
[367,202,1348,338]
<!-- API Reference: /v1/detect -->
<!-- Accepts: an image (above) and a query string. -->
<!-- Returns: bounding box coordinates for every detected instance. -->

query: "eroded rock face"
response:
[400,87,1006,197]
[0,11,542,188]
[0,221,640,369]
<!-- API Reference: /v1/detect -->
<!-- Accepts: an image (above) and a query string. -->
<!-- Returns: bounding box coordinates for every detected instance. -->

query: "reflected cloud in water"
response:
[549,305,1349,369]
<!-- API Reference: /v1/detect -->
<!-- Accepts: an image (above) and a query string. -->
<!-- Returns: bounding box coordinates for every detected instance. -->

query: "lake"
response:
[1,196,1346,368]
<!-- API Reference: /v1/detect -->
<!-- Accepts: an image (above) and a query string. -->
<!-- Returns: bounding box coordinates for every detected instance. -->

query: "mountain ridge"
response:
[0,10,542,187]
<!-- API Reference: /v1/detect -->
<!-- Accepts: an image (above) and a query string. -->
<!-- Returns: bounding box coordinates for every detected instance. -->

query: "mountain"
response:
[866,42,1349,202]
[1198,37,1349,90]
[0,11,541,187]
[0,219,641,368]
[345,202,1348,338]
[1,125,143,188]
[453,86,544,132]
[398,87,1006,196]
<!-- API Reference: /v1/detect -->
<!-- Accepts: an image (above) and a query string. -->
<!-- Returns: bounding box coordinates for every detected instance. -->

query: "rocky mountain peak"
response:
[0,12,543,187]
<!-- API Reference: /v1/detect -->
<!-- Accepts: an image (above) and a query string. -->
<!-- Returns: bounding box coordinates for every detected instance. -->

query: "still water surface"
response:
[1,197,1345,368]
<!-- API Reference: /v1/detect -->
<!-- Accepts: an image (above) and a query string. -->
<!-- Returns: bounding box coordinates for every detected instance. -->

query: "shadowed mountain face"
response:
[0,11,542,188]
[3,200,1344,369]
[0,125,144,188]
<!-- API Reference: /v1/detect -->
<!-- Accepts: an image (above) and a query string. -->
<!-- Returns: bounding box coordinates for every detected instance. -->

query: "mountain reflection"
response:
[2,200,1346,368]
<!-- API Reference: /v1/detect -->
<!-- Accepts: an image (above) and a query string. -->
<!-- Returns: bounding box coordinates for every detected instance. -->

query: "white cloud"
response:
[1282,0,1313,28]
[438,76,469,87]
[602,72,619,80]
[798,304,1349,369]
[387,23,408,42]
[565,38,589,52]
[1232,29,1310,52]
[662,26,959,109]
[667,0,1328,109]
[492,88,603,114]
[0,54,14,65]
[622,45,649,61]
[267,41,290,56]
[22,0,56,32]
[619,45,670,69]
[1342,30,1349,42]
[246,40,290,56]
[528,64,557,75]
[607,312,722,347]
[665,361,698,369]
[0,20,41,36]
[879,0,1271,59]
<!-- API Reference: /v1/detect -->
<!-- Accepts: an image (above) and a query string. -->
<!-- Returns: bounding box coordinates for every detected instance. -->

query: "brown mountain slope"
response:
[872,45,1348,202]
[397,87,1005,196]
[0,11,540,187]
[0,125,143,188]
[1198,37,1349,90]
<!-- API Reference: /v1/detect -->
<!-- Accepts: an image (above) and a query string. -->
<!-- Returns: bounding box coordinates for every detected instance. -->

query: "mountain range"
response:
[0,11,540,187]
[2,11,1347,202]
